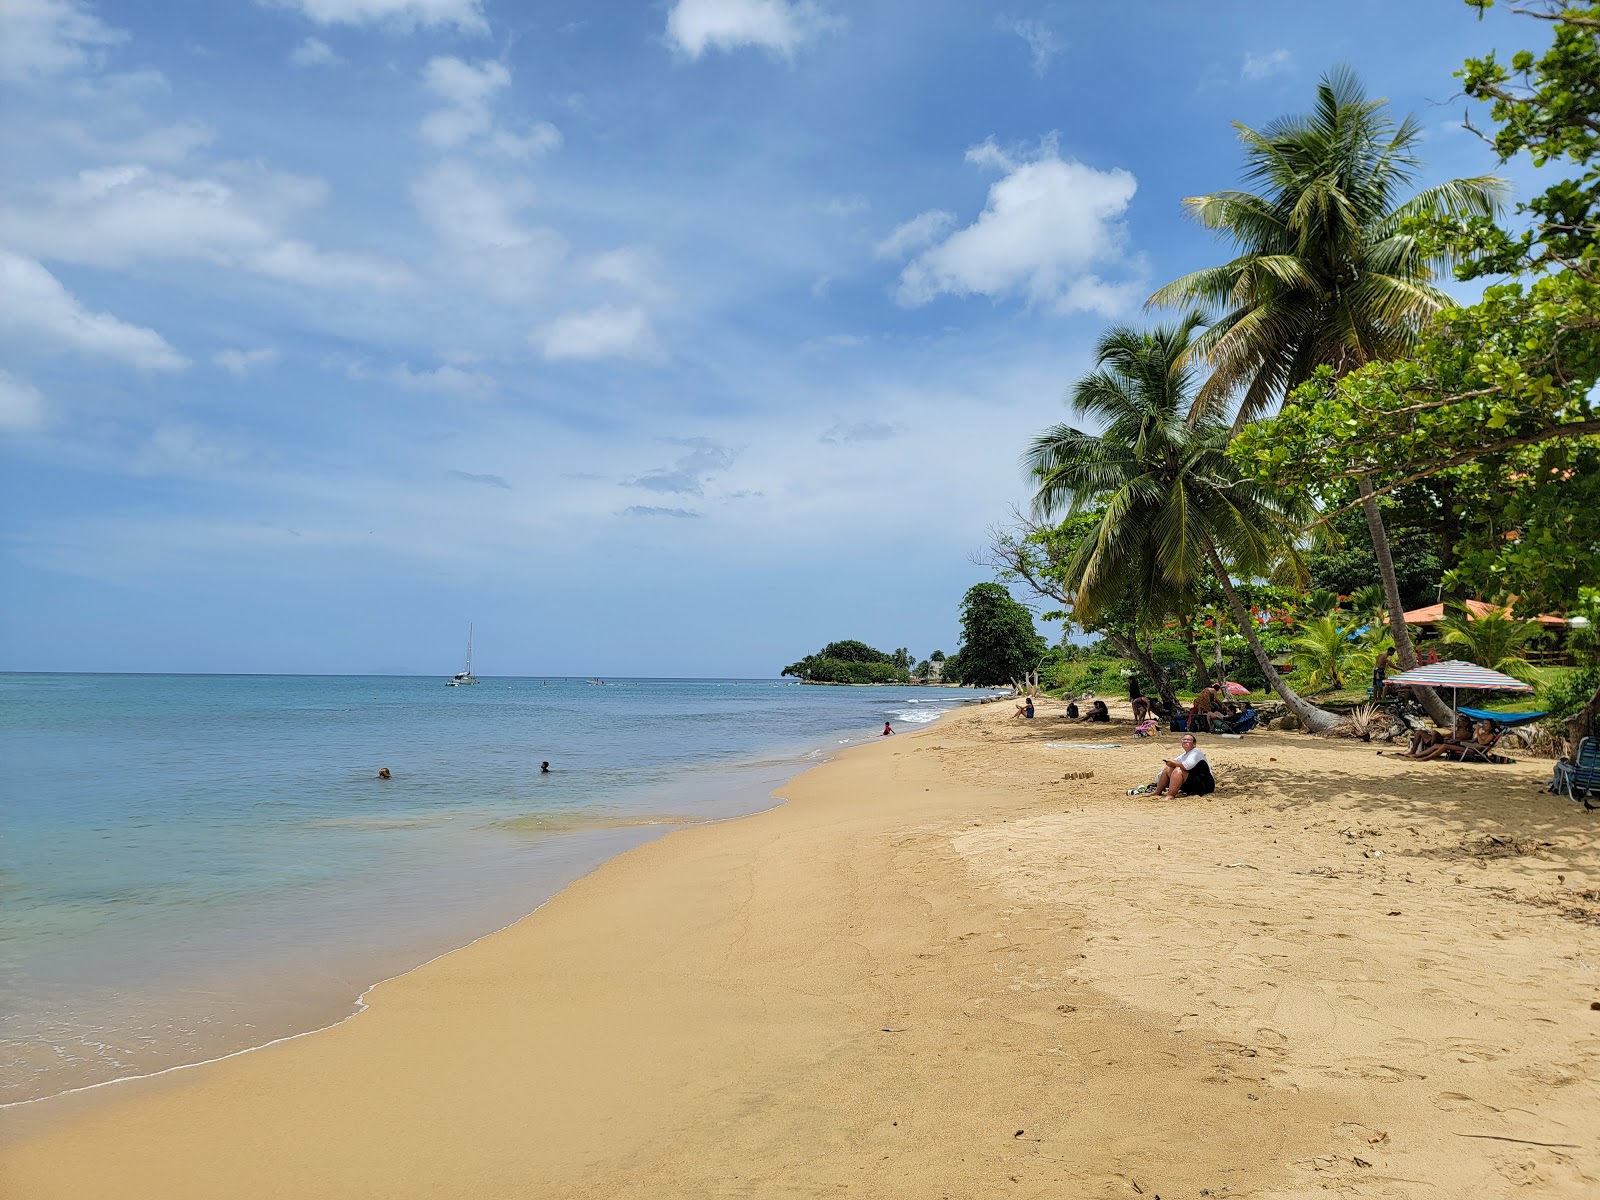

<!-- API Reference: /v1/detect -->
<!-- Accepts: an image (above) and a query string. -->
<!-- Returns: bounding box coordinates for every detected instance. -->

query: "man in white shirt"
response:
[1130,734,1215,797]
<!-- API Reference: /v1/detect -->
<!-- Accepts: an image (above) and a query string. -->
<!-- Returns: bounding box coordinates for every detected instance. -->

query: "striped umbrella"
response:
[1384,660,1532,715]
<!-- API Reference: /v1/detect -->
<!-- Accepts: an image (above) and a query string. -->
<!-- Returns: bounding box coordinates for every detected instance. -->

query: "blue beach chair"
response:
[1550,737,1600,809]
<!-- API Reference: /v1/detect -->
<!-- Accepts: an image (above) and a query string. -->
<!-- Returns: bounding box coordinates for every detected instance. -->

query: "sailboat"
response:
[446,625,479,686]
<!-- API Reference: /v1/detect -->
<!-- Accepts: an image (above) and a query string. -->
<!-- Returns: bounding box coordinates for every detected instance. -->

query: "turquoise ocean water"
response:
[0,674,991,1105]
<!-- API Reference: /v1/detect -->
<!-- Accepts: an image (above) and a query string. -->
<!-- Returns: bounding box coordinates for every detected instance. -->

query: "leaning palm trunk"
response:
[1104,631,1179,714]
[1356,478,1455,726]
[1184,625,1210,690]
[1203,542,1340,732]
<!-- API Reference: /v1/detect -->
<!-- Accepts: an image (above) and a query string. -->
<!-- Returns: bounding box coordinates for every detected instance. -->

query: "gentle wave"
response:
[490,812,709,834]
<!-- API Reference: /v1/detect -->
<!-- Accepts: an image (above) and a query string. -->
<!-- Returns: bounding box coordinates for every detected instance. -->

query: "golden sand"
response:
[3,700,1597,1197]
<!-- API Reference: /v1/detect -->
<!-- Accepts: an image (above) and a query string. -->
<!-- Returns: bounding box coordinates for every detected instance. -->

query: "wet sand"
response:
[3,700,1597,1197]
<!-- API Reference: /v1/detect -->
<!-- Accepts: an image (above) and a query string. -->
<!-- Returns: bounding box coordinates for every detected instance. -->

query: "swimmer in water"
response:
[540,761,550,773]
[377,767,391,780]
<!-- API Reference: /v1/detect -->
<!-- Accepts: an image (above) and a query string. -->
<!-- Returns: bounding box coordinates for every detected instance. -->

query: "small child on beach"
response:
[882,722,894,736]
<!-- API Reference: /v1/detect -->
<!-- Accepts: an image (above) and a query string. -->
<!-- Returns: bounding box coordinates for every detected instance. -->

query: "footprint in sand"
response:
[1433,1091,1502,1114]
[1380,1036,1429,1054]
[1443,1037,1505,1063]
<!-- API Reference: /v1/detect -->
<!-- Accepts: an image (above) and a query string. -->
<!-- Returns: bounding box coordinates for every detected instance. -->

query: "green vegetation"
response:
[1025,319,1341,730]
[943,584,1046,688]
[782,640,911,685]
[976,3,1599,743]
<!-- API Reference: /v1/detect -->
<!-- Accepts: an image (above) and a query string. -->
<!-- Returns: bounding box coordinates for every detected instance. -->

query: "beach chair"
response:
[1456,724,1512,765]
[1550,738,1600,807]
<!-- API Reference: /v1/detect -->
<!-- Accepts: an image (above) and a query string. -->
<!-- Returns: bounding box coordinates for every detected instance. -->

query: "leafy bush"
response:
[782,641,909,683]
[1543,664,1600,723]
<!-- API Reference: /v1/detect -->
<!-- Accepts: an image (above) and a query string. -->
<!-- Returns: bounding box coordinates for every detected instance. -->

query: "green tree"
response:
[781,641,910,684]
[1152,67,1504,726]
[1288,615,1356,692]
[1024,319,1341,731]
[943,584,1046,688]
[1437,605,1543,682]
[985,511,1186,711]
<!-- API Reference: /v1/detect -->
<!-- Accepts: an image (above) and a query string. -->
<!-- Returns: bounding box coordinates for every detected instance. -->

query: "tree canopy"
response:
[943,584,1046,687]
[782,641,910,684]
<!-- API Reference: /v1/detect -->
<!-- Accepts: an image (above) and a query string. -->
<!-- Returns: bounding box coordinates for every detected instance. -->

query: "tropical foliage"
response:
[1149,66,1504,428]
[1023,319,1340,730]
[1437,606,1544,682]
[1287,615,1356,693]
[782,641,911,684]
[943,584,1047,687]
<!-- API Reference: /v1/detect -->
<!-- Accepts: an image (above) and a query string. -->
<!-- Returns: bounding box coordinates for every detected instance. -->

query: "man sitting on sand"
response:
[1129,734,1214,797]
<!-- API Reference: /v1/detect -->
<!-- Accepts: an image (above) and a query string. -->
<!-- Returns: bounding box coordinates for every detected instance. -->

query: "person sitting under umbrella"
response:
[1403,715,1472,759]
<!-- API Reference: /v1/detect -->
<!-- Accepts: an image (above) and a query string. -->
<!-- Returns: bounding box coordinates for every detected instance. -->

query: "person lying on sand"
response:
[1128,734,1214,797]
[1404,715,1472,759]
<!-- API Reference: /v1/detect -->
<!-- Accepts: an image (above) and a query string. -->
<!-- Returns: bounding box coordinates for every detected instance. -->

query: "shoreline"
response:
[2,686,994,1111]
[4,698,1596,1196]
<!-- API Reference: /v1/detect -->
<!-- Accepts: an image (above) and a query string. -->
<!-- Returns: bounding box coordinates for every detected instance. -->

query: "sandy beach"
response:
[3,698,1597,1198]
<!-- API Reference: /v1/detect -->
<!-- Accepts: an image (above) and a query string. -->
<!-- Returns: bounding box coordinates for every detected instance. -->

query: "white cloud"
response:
[0,249,189,370]
[263,0,488,34]
[1241,49,1291,81]
[997,17,1063,76]
[0,164,412,291]
[894,137,1140,315]
[133,424,250,476]
[0,370,48,432]
[532,305,660,362]
[248,238,412,290]
[0,0,126,84]
[586,246,673,303]
[411,160,567,302]
[386,362,496,396]
[874,210,955,260]
[419,56,560,159]
[214,347,282,375]
[289,37,344,67]
[666,0,834,59]
[54,118,217,165]
[820,194,868,217]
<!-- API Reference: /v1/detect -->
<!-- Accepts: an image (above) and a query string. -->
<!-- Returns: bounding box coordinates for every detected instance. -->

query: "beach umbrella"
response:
[1384,660,1532,716]
[1222,681,1251,696]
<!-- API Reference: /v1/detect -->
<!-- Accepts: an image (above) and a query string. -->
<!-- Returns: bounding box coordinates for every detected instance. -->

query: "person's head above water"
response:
[540,761,550,773]
[377,767,391,780]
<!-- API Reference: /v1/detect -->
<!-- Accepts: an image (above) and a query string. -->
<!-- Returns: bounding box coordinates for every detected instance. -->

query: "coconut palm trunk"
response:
[1356,477,1454,724]
[1148,70,1503,732]
[1203,543,1340,732]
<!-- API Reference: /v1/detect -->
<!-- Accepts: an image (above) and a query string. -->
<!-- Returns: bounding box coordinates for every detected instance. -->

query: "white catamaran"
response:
[446,625,479,686]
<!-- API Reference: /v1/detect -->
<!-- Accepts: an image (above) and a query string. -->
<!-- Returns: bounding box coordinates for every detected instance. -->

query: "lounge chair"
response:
[1550,737,1600,809]
[1457,723,1511,765]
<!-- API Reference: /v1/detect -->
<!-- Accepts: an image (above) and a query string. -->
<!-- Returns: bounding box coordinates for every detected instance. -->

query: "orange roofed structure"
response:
[1394,600,1567,629]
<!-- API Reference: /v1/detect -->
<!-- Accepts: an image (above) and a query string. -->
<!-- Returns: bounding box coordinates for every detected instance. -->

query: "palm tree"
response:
[1026,318,1340,731]
[1288,615,1356,692]
[1150,67,1505,726]
[1438,606,1542,683]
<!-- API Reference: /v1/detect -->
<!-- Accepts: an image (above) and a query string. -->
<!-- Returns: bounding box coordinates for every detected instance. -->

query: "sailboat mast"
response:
[466,623,473,674]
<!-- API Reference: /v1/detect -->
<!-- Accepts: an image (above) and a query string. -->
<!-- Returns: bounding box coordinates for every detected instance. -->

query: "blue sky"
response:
[0,0,1538,676]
